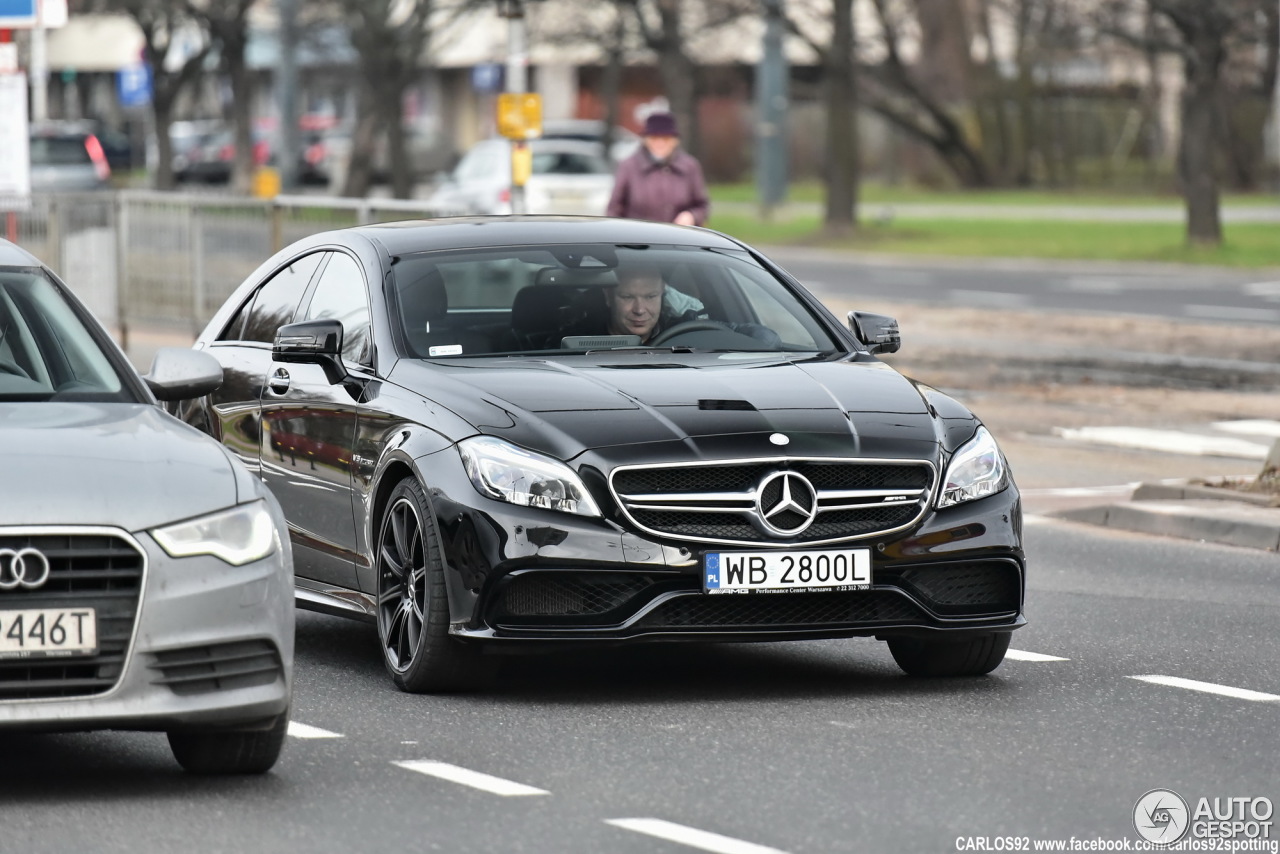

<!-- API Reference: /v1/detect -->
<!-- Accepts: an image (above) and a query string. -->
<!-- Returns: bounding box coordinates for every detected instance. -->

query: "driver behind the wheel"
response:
[605,265,669,342]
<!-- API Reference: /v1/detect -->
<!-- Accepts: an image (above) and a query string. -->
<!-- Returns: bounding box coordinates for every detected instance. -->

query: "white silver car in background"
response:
[428,138,616,216]
[0,240,294,775]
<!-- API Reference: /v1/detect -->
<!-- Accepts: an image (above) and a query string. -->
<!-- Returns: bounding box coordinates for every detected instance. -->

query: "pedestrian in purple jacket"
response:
[606,111,709,227]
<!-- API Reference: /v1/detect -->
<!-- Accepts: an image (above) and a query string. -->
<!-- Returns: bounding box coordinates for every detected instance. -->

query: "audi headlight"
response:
[938,426,1009,508]
[459,436,601,518]
[152,500,279,566]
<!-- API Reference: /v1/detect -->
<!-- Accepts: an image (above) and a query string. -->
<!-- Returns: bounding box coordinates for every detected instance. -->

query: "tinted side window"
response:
[301,252,371,365]
[223,253,323,343]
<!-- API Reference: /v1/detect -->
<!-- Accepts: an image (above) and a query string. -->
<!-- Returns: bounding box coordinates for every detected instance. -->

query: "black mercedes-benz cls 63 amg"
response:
[178,217,1025,692]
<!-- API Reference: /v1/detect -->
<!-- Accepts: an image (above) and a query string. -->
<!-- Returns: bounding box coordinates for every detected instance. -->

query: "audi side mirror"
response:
[143,347,224,401]
[847,311,901,355]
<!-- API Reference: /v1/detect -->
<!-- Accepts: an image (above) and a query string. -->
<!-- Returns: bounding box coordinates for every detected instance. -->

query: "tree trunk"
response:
[1179,33,1224,247]
[342,95,379,198]
[385,87,412,200]
[152,99,177,191]
[650,0,700,159]
[224,31,254,196]
[823,0,857,234]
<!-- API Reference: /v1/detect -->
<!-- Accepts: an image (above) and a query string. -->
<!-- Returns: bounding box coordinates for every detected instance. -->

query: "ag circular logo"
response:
[1134,789,1190,843]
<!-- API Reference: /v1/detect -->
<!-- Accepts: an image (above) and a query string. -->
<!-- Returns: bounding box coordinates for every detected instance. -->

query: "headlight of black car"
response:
[938,426,1009,508]
[458,436,602,518]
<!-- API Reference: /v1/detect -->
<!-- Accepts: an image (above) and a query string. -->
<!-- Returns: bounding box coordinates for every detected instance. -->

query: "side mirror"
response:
[143,347,224,401]
[847,311,901,355]
[274,319,347,384]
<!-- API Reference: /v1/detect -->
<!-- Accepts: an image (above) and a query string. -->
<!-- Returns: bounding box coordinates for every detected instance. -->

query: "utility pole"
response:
[30,8,45,123]
[755,0,788,218]
[277,0,300,191]
[492,0,543,214]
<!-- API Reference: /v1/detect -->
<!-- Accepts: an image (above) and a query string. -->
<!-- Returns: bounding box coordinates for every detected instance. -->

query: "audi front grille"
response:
[0,530,145,701]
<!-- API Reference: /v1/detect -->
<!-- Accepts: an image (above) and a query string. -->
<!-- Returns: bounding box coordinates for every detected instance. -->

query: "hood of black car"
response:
[390,354,965,464]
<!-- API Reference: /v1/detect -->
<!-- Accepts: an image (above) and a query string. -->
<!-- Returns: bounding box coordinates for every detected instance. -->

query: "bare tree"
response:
[187,0,255,194]
[96,0,211,190]
[822,0,859,234]
[1099,0,1273,247]
[326,0,439,198]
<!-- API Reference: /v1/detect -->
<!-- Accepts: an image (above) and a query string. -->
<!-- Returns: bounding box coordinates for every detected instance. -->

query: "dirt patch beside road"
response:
[825,299,1280,494]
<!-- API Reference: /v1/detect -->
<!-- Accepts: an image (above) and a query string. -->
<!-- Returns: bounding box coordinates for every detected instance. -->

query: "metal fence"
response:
[5,191,453,349]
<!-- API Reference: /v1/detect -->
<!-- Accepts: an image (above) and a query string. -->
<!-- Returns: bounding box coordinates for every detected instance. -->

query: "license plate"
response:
[704,549,871,594]
[0,608,97,658]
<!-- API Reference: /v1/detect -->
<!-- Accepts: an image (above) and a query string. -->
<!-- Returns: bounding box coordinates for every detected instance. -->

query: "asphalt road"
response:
[762,246,1280,327]
[3,519,1277,853]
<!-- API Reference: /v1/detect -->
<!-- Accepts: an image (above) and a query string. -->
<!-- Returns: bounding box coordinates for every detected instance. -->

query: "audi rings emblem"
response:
[0,548,53,590]
[755,471,818,537]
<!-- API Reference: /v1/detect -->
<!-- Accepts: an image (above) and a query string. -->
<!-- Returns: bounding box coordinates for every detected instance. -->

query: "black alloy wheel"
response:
[375,477,476,692]
[886,632,1011,677]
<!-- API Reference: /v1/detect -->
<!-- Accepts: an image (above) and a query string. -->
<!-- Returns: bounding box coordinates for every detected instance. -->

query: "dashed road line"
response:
[1005,649,1070,662]
[1052,426,1269,460]
[1129,675,1280,703]
[1212,419,1280,438]
[287,721,344,739]
[392,760,550,796]
[606,818,789,854]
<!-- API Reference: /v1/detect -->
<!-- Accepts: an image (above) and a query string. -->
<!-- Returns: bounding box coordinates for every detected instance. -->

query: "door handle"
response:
[267,368,291,394]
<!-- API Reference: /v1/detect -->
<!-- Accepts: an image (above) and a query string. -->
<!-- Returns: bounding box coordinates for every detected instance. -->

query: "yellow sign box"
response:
[497,92,542,140]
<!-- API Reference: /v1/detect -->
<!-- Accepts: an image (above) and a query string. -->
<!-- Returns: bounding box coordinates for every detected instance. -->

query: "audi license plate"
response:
[704,549,871,594]
[0,608,97,658]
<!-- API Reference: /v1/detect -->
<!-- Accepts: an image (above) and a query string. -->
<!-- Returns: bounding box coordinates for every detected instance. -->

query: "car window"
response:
[0,268,132,402]
[223,252,323,343]
[531,151,609,175]
[390,245,839,359]
[453,143,502,182]
[300,252,371,366]
[29,136,91,166]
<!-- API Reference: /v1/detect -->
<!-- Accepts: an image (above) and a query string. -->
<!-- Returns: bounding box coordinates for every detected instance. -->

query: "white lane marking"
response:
[1183,304,1280,323]
[1129,675,1280,703]
[1053,426,1269,460]
[1006,649,1069,662]
[606,818,790,854]
[1022,514,1055,525]
[1242,281,1280,299]
[392,760,550,796]
[288,722,343,739]
[1021,483,1139,497]
[1211,419,1280,438]
[949,289,1033,308]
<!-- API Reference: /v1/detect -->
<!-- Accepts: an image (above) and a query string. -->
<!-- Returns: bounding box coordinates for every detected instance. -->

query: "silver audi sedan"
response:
[0,240,294,774]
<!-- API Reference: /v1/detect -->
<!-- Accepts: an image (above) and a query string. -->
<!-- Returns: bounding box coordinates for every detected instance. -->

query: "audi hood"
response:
[0,403,243,531]
[388,354,980,464]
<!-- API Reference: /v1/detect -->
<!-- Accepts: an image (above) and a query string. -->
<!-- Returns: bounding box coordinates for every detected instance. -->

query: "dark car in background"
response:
[177,217,1025,693]
[0,240,294,773]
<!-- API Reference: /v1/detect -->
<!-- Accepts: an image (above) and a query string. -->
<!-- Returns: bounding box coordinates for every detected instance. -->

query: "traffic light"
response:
[497,92,542,140]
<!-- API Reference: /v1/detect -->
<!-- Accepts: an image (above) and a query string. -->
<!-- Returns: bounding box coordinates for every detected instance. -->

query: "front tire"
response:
[167,710,288,774]
[887,632,1011,677]
[376,477,477,693]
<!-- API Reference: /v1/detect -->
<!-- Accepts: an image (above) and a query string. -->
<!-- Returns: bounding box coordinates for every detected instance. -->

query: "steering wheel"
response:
[0,357,31,380]
[649,320,726,346]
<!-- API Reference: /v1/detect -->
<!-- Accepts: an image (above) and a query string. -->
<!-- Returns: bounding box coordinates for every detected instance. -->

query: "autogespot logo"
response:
[1134,788,1191,844]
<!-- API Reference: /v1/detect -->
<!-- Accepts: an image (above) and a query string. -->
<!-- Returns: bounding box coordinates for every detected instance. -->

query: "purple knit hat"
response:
[642,111,679,137]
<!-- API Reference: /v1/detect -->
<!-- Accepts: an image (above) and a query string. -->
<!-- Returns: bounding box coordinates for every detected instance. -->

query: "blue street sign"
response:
[117,63,152,108]
[0,0,36,27]
[471,63,503,94]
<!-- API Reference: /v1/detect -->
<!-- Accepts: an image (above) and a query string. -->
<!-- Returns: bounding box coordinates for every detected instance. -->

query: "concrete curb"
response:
[1058,498,1280,551]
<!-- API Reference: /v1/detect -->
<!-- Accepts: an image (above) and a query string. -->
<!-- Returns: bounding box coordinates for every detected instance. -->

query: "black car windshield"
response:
[0,267,134,402]
[390,244,840,359]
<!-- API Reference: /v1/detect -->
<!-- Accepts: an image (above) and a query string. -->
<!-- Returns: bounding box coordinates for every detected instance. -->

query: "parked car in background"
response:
[176,217,1025,694]
[28,125,111,192]
[540,118,640,164]
[426,138,615,216]
[0,239,294,773]
[177,126,330,186]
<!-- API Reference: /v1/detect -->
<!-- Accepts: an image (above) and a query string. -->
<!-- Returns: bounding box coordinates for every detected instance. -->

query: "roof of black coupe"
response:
[348,216,747,257]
